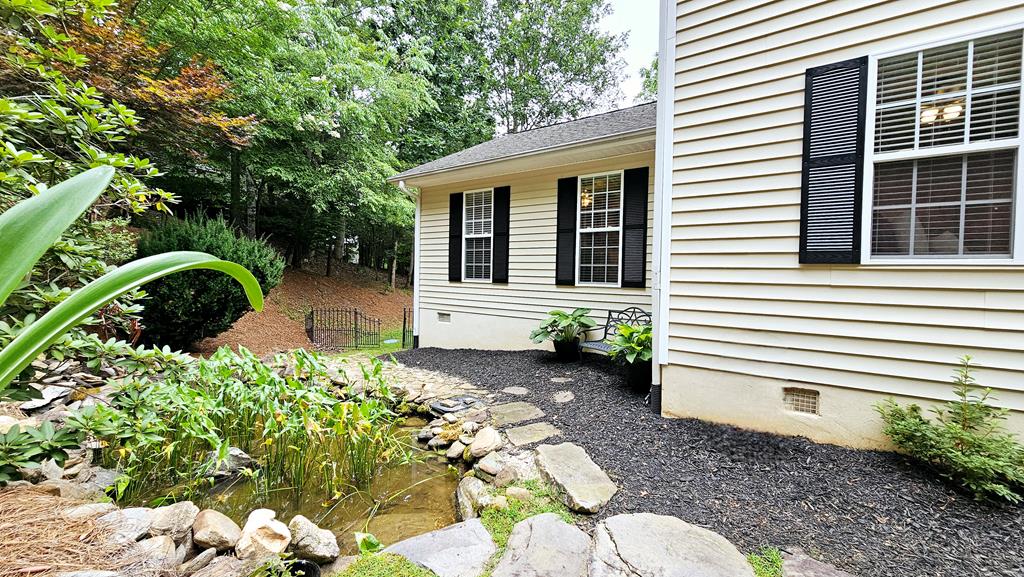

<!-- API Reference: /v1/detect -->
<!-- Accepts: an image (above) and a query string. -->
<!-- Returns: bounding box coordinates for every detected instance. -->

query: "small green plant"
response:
[136,215,285,349]
[606,323,653,364]
[529,308,596,344]
[876,356,1024,502]
[332,553,436,577]
[0,423,79,483]
[747,547,783,577]
[480,480,574,563]
[355,532,384,555]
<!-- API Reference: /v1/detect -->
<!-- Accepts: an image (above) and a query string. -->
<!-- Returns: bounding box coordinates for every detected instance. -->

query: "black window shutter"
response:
[448,192,463,282]
[492,186,511,283]
[621,167,649,288]
[555,177,578,285]
[800,56,868,264]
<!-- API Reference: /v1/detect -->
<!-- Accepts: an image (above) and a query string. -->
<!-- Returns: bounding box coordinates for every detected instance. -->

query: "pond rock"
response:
[236,508,291,559]
[446,441,467,460]
[137,535,177,568]
[191,556,262,577]
[590,513,754,577]
[65,502,118,520]
[99,507,154,544]
[150,501,200,544]
[193,509,242,551]
[469,427,502,458]
[535,443,616,513]
[288,514,340,563]
[204,447,253,478]
[491,513,590,577]
[179,547,217,575]
[385,518,495,577]
[456,476,487,520]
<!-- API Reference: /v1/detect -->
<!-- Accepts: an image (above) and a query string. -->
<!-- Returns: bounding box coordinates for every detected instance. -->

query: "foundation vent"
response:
[437,312,452,323]
[784,388,820,415]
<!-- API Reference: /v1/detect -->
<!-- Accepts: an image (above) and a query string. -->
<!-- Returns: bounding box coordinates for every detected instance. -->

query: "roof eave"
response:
[387,126,656,186]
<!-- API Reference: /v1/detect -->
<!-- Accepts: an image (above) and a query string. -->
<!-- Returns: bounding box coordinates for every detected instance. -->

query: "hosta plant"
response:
[606,323,653,364]
[529,308,597,344]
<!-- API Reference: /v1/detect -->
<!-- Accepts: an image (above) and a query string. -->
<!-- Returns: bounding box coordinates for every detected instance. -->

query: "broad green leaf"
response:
[0,166,114,308]
[0,251,263,388]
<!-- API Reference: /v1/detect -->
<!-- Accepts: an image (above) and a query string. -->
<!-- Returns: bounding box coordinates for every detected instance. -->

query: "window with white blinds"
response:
[870,29,1022,259]
[463,189,492,280]
[578,172,622,284]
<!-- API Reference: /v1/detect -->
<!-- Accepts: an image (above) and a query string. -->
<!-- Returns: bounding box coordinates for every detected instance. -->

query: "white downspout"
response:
[651,0,675,401]
[400,181,422,347]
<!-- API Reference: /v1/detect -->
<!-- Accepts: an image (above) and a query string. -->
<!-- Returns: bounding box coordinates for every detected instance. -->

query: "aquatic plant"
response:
[67,347,408,503]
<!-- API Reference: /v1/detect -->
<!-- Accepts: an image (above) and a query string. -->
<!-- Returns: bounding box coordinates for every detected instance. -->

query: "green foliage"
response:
[876,356,1024,502]
[0,423,80,484]
[136,215,284,349]
[636,55,658,103]
[331,553,437,577]
[746,547,784,577]
[355,532,384,555]
[484,0,626,133]
[0,167,263,393]
[606,323,653,364]
[67,347,407,503]
[529,308,597,344]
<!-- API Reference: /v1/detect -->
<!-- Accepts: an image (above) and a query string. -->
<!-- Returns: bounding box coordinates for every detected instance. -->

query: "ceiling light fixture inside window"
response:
[921,107,939,123]
[941,103,963,120]
[581,192,592,208]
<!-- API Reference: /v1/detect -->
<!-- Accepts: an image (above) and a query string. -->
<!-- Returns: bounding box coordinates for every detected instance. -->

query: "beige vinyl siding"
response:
[417,151,654,348]
[669,0,1024,410]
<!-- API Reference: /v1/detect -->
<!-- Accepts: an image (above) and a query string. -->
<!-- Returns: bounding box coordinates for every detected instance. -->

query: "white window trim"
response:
[575,170,624,286]
[862,22,1024,265]
[462,188,493,282]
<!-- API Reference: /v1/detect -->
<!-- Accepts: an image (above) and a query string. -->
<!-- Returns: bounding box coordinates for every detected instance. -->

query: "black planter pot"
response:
[553,339,580,362]
[626,359,653,391]
[289,560,320,577]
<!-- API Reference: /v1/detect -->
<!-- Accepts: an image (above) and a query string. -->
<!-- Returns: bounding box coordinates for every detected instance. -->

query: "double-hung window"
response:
[463,189,493,280]
[869,29,1023,260]
[577,171,623,284]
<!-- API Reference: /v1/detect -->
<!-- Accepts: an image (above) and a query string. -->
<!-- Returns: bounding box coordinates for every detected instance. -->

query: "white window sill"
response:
[460,278,493,283]
[861,257,1019,266]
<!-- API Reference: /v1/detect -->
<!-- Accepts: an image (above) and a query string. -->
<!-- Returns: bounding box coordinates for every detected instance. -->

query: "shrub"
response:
[137,215,285,349]
[876,356,1024,502]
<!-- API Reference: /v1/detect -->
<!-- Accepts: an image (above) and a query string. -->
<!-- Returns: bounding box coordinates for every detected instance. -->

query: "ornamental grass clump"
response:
[68,346,407,503]
[876,356,1024,502]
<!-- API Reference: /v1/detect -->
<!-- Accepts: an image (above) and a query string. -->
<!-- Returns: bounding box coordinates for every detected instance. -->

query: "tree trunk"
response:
[390,239,398,289]
[230,149,242,227]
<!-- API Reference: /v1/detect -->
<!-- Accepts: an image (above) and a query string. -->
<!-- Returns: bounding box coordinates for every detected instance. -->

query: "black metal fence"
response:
[402,307,414,349]
[305,308,382,350]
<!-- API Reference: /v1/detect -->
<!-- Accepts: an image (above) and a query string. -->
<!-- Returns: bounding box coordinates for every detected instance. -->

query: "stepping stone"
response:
[783,549,857,577]
[385,518,496,577]
[535,443,616,513]
[491,513,590,577]
[505,422,560,447]
[553,391,574,404]
[590,513,754,577]
[490,402,545,426]
[502,386,530,396]
[550,377,572,383]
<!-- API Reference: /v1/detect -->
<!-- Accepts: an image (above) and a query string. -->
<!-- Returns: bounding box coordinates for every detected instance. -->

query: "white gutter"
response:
[652,0,676,388]
[388,126,657,185]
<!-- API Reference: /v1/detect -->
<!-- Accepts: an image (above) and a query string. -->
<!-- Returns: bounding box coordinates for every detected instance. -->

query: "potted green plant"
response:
[607,323,653,390]
[529,308,597,361]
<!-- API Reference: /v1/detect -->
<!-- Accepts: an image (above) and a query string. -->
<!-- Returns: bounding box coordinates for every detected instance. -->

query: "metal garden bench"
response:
[580,307,652,355]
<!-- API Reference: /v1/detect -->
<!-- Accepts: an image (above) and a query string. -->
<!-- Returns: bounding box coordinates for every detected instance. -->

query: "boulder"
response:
[446,441,467,460]
[385,518,496,577]
[469,427,502,458]
[288,514,340,563]
[191,556,262,577]
[137,535,177,568]
[236,508,291,559]
[193,509,242,551]
[98,507,154,544]
[491,513,590,577]
[535,443,616,513]
[456,476,488,520]
[204,447,253,478]
[65,502,118,520]
[150,501,200,544]
[589,513,754,577]
[179,548,217,575]
[428,435,452,449]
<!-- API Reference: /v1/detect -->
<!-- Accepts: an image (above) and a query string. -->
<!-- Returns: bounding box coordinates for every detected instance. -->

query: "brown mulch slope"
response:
[193,266,411,357]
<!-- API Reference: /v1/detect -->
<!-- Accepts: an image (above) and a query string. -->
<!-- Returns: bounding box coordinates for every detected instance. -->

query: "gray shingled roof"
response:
[392,102,657,181]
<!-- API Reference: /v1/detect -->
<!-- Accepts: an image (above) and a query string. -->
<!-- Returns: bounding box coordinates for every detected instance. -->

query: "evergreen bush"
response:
[137,216,284,349]
[876,357,1024,502]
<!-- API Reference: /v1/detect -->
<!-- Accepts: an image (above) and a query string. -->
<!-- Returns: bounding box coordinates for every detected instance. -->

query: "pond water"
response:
[182,418,459,554]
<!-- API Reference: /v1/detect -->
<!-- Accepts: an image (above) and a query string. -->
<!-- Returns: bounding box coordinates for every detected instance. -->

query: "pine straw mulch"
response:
[0,403,25,418]
[0,488,149,577]
[193,266,411,357]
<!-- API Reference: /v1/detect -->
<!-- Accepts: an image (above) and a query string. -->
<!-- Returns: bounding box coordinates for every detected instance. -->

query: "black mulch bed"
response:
[394,348,1024,577]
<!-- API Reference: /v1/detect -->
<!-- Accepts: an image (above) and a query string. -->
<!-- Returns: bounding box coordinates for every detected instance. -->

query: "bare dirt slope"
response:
[194,266,411,356]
